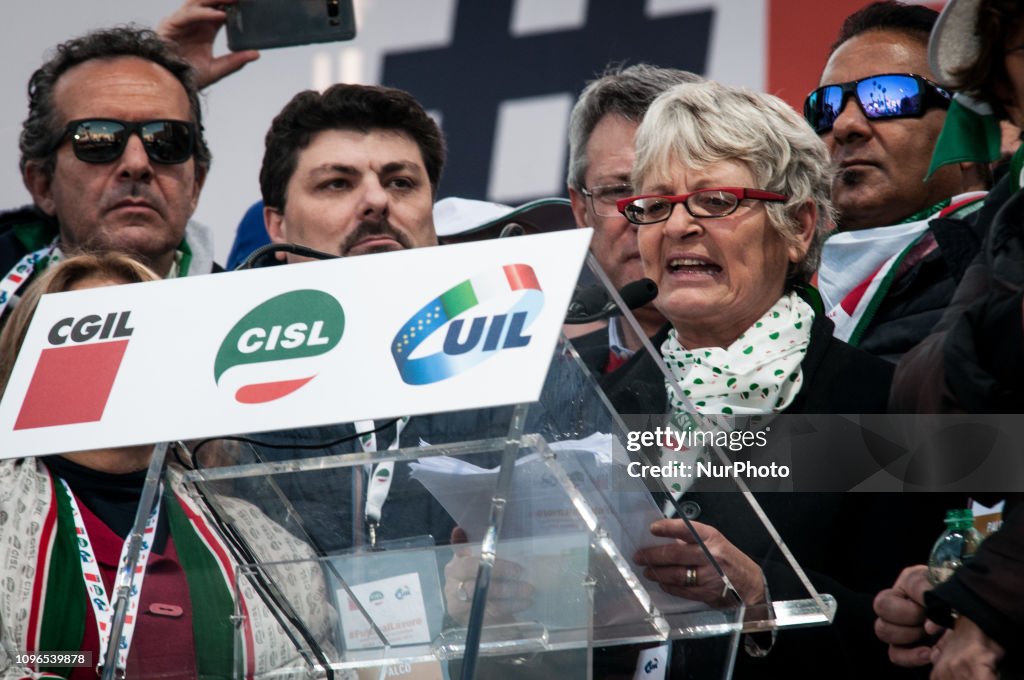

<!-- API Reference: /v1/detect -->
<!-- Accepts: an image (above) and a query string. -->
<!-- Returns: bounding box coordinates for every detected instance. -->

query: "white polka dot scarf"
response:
[662,291,814,416]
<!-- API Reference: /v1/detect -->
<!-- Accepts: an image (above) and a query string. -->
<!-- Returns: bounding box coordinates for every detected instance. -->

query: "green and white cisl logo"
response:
[214,290,344,403]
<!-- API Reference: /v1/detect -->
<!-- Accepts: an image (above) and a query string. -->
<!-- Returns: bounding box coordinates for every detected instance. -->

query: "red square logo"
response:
[14,340,129,430]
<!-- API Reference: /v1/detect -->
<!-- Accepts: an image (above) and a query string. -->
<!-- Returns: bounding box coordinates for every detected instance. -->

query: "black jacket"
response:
[597,308,960,679]
[853,199,987,362]
[0,206,57,274]
[892,177,1024,412]
[568,324,614,376]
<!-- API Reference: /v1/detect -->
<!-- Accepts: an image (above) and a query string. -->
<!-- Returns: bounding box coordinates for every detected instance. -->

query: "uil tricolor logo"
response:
[391,264,543,384]
[15,311,135,430]
[214,290,344,403]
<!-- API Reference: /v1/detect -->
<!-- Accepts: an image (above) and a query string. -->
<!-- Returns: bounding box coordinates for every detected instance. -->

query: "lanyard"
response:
[354,416,408,547]
[0,238,60,317]
[59,479,162,677]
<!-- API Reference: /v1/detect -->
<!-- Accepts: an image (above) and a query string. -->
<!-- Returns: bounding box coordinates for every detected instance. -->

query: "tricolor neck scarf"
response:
[661,291,814,417]
[818,191,987,345]
[31,471,240,679]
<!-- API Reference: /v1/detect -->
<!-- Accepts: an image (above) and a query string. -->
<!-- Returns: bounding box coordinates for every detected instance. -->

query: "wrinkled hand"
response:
[634,519,765,607]
[873,565,935,667]
[930,616,1004,680]
[443,527,534,625]
[157,0,259,88]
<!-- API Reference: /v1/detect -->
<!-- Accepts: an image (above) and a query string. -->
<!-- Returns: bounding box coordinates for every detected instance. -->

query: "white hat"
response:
[929,0,983,88]
[433,197,574,242]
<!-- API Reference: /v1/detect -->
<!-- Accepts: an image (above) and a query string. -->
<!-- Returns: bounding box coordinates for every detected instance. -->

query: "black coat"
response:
[597,308,961,679]
[892,177,1024,412]
[568,324,614,376]
[854,200,987,363]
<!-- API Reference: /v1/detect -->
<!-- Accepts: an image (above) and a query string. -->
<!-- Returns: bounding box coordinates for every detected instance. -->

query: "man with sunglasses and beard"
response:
[807,2,989,362]
[0,27,218,329]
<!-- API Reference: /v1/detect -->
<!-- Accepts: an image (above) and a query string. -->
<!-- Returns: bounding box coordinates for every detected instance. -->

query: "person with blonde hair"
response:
[603,80,957,678]
[607,79,890,417]
[0,252,156,398]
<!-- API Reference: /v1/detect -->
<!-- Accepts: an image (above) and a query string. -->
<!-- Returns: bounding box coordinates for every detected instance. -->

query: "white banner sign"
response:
[0,229,592,457]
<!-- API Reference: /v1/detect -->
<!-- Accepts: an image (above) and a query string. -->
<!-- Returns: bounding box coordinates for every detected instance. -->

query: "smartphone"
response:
[225,0,357,51]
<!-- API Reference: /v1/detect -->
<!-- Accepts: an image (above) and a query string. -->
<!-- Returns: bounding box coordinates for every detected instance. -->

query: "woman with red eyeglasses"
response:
[605,79,893,421]
[599,79,965,679]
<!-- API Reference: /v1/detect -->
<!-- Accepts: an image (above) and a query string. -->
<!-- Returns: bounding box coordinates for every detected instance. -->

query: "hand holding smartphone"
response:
[226,0,356,51]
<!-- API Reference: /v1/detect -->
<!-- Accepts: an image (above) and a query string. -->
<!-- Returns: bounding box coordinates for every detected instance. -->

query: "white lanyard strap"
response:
[355,417,409,545]
[59,478,162,676]
[0,238,61,317]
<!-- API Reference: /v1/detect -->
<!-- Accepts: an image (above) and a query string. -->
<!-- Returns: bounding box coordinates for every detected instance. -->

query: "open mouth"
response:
[668,257,721,275]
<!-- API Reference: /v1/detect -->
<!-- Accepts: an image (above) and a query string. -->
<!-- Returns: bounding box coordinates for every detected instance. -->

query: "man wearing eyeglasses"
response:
[566,64,702,374]
[808,1,989,361]
[0,26,216,327]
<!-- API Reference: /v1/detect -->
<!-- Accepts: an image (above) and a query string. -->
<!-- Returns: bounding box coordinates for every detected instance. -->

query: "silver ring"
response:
[684,566,698,587]
[456,580,471,602]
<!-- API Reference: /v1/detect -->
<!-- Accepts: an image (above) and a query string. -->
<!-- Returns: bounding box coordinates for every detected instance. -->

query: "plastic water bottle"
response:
[927,508,984,586]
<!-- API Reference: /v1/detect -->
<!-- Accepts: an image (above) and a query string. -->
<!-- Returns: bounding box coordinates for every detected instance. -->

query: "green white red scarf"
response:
[819,192,987,345]
[27,471,246,679]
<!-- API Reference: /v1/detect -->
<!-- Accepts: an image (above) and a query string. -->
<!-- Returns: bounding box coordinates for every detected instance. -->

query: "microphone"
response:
[237,243,339,270]
[498,222,525,238]
[565,278,657,324]
[566,285,611,318]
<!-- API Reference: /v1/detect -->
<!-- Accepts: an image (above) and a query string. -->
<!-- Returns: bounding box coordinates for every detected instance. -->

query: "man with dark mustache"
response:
[809,2,988,362]
[250,83,466,553]
[259,84,443,262]
[0,27,218,328]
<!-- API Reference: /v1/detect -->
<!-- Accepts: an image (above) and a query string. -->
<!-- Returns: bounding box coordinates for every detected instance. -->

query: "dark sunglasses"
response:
[804,73,951,134]
[61,118,197,164]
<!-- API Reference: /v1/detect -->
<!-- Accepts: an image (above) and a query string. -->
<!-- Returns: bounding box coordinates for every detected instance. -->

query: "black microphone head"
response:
[567,284,610,317]
[619,278,658,310]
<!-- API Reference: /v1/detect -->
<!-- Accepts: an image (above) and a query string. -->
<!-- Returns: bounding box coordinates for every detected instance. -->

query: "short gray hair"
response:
[632,81,834,282]
[566,63,702,191]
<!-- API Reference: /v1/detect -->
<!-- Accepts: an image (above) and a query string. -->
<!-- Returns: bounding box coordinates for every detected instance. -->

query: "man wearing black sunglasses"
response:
[809,2,989,362]
[0,27,217,328]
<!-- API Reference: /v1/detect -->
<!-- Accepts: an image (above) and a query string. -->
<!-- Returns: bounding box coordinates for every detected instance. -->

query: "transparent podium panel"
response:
[567,256,841,621]
[176,344,835,679]
[164,257,838,679]
[182,430,739,679]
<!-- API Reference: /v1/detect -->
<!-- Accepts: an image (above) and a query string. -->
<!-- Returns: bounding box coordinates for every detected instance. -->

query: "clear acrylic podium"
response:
[170,259,836,680]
